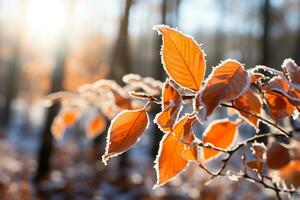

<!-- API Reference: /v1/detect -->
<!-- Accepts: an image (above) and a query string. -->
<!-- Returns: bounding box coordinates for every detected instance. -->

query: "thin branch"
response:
[132,92,291,137]
[220,103,291,137]
[207,133,285,177]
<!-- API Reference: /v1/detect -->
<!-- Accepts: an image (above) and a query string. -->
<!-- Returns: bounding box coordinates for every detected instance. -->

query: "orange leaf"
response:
[233,89,262,128]
[154,25,206,91]
[61,108,79,126]
[278,160,300,187]
[154,115,196,188]
[262,76,300,106]
[155,79,182,133]
[266,141,291,170]
[264,91,294,121]
[113,91,132,110]
[282,58,300,90]
[202,119,239,160]
[86,114,107,139]
[51,116,65,140]
[182,144,199,163]
[200,60,250,118]
[102,108,149,165]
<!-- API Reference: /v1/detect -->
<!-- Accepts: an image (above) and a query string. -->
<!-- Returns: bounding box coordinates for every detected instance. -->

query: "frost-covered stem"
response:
[198,142,228,153]
[220,103,291,137]
[209,132,285,177]
[204,132,297,199]
[131,88,292,138]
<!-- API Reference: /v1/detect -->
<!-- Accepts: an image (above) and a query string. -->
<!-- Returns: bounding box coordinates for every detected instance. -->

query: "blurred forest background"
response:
[0,0,299,199]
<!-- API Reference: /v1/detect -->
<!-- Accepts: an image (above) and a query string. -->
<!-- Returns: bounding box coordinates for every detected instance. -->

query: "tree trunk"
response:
[261,0,270,65]
[214,0,225,63]
[1,0,26,128]
[3,48,19,127]
[34,46,66,182]
[109,0,132,83]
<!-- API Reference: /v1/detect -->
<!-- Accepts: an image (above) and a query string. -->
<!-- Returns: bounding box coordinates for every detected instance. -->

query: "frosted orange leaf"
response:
[154,25,206,91]
[155,79,182,133]
[102,108,149,165]
[86,114,107,139]
[154,115,196,188]
[282,58,300,90]
[261,76,290,99]
[262,76,300,106]
[202,119,239,160]
[266,141,291,170]
[264,91,294,121]
[278,160,300,187]
[233,89,262,128]
[200,60,250,118]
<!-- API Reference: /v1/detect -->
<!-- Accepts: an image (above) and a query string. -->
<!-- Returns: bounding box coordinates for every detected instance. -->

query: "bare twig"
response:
[220,103,291,137]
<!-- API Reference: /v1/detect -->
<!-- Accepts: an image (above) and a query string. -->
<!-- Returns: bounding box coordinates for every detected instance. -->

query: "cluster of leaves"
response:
[45,74,162,140]
[48,25,300,199]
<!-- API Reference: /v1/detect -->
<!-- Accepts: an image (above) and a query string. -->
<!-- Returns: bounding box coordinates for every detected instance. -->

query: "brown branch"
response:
[207,133,285,177]
[132,92,291,138]
[220,103,291,137]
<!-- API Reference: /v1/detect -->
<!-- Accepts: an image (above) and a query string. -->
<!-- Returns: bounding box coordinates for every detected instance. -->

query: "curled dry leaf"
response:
[155,79,182,133]
[266,141,291,170]
[233,89,262,128]
[202,119,240,160]
[251,142,266,160]
[43,91,79,107]
[94,80,132,110]
[86,114,107,139]
[154,25,206,92]
[154,115,196,188]
[200,60,250,118]
[122,73,162,95]
[264,91,294,122]
[102,107,149,165]
[282,58,300,90]
[246,160,263,174]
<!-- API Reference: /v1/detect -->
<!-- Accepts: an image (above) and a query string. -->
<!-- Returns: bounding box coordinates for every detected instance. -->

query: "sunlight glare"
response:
[25,0,66,43]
